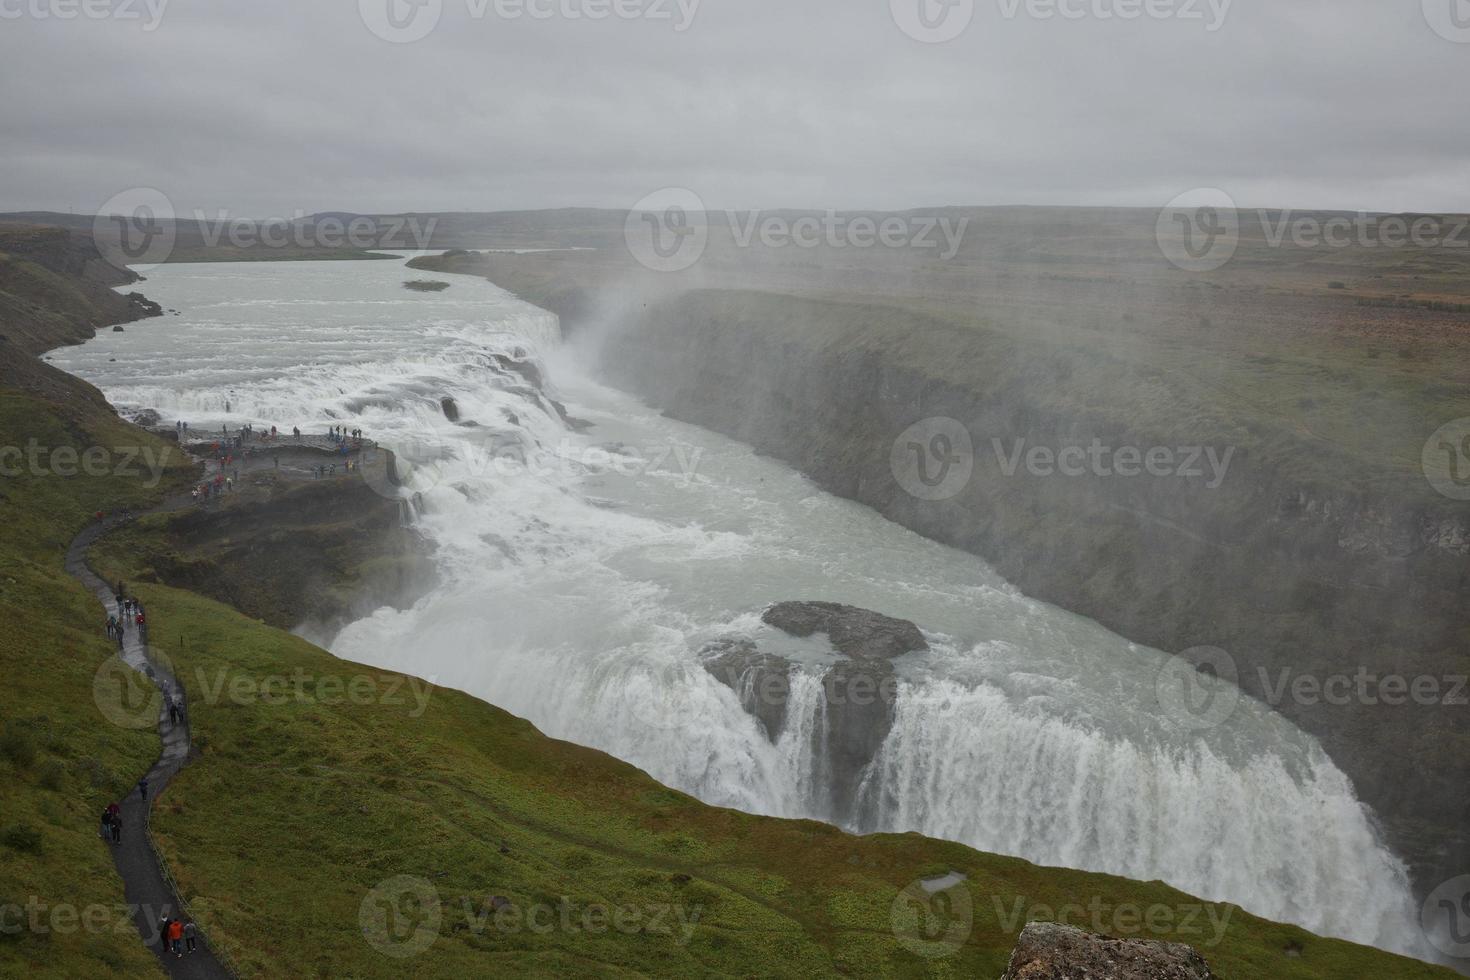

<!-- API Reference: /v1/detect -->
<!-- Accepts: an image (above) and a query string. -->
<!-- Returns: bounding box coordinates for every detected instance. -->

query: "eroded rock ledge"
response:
[701,601,927,823]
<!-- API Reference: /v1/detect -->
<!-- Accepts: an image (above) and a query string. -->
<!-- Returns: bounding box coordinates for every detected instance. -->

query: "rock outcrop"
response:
[1000,922,1215,980]
[702,601,923,823]
[762,601,928,660]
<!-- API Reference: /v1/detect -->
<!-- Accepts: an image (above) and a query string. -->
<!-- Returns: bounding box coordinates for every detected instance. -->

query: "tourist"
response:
[137,776,148,802]
[183,920,197,953]
[168,917,184,957]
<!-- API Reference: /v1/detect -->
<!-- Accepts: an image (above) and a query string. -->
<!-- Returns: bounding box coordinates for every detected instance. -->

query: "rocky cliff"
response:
[583,286,1468,900]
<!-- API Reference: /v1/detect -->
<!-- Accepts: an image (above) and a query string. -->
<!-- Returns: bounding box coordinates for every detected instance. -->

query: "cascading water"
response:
[49,256,1434,962]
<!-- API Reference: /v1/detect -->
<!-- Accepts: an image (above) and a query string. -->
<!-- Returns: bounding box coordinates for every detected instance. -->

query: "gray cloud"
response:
[1,0,1467,216]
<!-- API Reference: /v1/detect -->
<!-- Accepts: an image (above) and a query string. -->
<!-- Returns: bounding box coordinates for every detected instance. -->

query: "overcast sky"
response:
[1,0,1467,217]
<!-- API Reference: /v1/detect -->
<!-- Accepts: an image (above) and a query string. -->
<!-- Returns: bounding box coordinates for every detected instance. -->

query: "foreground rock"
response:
[1000,922,1214,980]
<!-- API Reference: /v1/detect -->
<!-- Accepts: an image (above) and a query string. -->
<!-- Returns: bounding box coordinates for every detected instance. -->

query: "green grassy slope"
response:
[0,388,195,978]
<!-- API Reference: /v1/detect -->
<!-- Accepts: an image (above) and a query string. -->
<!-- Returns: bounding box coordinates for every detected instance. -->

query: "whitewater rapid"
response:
[48,256,1431,961]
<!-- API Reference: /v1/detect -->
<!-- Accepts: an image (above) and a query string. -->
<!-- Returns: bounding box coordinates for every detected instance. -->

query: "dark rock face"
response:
[815,658,899,821]
[1000,922,1215,980]
[124,292,162,318]
[593,287,1470,898]
[701,602,921,824]
[441,396,460,422]
[701,639,791,741]
[762,601,928,661]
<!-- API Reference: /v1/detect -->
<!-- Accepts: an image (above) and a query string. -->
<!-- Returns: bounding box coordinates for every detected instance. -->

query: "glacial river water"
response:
[48,256,1433,961]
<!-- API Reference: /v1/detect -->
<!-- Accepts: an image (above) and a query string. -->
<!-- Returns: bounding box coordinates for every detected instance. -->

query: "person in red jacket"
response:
[168,917,184,957]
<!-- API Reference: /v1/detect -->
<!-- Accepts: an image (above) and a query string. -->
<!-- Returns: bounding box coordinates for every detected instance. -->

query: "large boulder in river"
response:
[702,601,923,824]
[761,601,928,660]
[1000,922,1215,980]
[701,639,791,741]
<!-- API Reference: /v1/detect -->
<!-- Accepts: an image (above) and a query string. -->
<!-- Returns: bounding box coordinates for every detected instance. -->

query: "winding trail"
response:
[67,508,232,980]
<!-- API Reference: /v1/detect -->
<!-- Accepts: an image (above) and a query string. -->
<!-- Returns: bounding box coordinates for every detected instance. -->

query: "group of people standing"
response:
[98,801,122,844]
[109,591,146,645]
